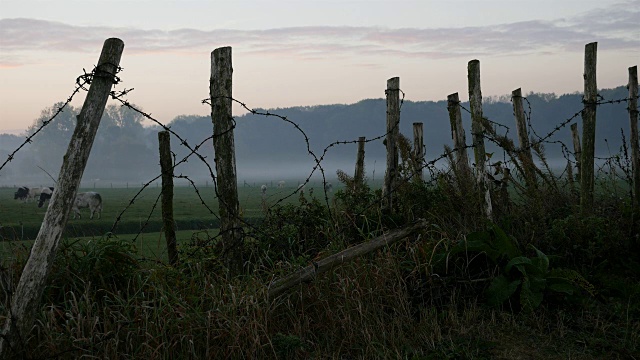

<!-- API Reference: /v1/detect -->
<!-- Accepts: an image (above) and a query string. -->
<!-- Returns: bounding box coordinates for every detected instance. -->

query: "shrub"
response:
[45,237,139,302]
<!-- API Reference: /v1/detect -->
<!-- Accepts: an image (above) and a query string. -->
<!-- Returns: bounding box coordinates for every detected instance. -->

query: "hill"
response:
[0,86,632,185]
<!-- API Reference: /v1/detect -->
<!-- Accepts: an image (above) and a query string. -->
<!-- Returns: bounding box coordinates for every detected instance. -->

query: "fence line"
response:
[0,73,636,257]
[0,41,637,268]
[2,37,639,360]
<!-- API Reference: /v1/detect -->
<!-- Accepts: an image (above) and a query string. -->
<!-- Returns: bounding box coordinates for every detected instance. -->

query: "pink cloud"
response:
[1,5,638,69]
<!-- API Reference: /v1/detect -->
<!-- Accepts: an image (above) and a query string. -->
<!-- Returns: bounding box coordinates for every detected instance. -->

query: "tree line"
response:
[0,86,630,185]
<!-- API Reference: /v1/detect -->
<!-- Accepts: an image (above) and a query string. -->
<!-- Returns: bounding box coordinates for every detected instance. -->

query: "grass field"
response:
[0,229,219,265]
[0,184,337,262]
[1,174,638,359]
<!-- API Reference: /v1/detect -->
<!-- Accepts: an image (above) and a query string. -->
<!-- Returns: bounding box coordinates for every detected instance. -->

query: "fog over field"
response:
[0,86,631,187]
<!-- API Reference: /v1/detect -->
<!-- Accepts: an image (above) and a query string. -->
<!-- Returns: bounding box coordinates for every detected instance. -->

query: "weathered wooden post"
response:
[210,46,242,275]
[512,88,537,189]
[566,157,575,193]
[354,136,366,188]
[468,60,493,221]
[447,93,471,178]
[571,123,582,184]
[413,122,424,182]
[383,77,400,213]
[628,66,639,211]
[268,219,428,298]
[580,42,598,215]
[0,38,124,357]
[158,131,178,266]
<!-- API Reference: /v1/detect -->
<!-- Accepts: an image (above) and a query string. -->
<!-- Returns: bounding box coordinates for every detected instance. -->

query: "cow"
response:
[72,192,103,219]
[28,187,44,202]
[38,190,103,219]
[14,187,29,202]
[37,187,55,208]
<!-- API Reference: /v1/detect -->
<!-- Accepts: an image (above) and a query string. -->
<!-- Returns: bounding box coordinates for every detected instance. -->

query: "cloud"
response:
[1,2,638,68]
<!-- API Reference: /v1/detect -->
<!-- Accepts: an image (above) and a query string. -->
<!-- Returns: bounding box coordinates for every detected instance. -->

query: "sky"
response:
[0,0,638,134]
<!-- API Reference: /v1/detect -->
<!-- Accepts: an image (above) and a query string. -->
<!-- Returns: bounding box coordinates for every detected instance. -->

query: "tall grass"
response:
[1,147,639,358]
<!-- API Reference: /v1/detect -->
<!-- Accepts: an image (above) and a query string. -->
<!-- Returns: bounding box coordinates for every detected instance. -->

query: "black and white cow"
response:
[37,187,55,208]
[28,187,44,202]
[38,190,102,219]
[14,186,30,202]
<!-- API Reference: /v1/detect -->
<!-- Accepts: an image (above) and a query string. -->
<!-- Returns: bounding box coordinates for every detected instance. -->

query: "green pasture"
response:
[0,184,338,264]
[0,184,336,241]
[0,229,218,264]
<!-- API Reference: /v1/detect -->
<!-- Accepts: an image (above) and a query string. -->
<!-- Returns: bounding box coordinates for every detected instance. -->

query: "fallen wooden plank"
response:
[268,219,428,298]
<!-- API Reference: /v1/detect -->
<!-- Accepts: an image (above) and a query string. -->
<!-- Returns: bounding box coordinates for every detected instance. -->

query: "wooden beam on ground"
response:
[268,219,428,299]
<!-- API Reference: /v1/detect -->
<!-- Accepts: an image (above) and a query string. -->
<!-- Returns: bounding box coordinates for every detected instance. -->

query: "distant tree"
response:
[102,104,145,129]
[87,104,157,181]
[25,102,79,172]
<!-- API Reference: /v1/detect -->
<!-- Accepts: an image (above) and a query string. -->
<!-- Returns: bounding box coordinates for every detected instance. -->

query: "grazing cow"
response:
[14,187,30,202]
[72,192,103,219]
[37,187,55,208]
[28,187,44,202]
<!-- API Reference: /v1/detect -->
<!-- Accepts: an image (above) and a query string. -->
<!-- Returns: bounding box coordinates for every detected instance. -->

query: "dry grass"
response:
[2,145,639,359]
[1,238,637,359]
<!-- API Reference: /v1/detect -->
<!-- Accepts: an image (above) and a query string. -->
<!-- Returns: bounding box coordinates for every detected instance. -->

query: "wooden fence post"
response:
[468,60,493,221]
[447,93,471,179]
[0,38,124,357]
[571,123,582,184]
[158,131,178,266]
[268,219,428,298]
[413,122,424,182]
[383,77,400,213]
[628,66,639,212]
[512,88,537,189]
[355,136,366,188]
[210,46,243,275]
[580,42,598,215]
[566,157,575,193]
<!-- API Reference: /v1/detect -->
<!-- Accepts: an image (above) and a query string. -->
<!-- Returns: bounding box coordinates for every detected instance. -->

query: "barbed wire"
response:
[0,66,111,173]
[95,87,411,257]
[0,76,636,360]
[1,65,635,268]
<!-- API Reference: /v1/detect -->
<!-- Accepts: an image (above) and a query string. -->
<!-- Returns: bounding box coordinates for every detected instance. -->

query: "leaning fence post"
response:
[158,131,178,266]
[413,122,424,182]
[571,123,582,184]
[383,77,400,213]
[468,60,493,221]
[354,136,366,188]
[447,93,471,179]
[0,38,124,357]
[580,42,598,215]
[512,88,537,190]
[210,46,243,275]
